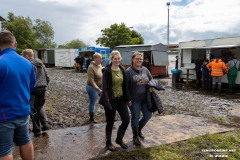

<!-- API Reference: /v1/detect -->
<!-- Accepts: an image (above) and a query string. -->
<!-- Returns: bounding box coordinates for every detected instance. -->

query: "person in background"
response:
[175,56,179,69]
[79,55,84,72]
[142,55,150,71]
[22,49,50,135]
[86,53,103,123]
[226,54,240,93]
[125,52,153,145]
[86,56,92,70]
[207,55,227,92]
[201,59,211,90]
[100,50,130,151]
[0,31,36,160]
[195,55,203,87]
[74,55,81,72]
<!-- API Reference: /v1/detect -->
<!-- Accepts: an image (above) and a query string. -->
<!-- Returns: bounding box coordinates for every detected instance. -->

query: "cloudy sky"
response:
[1,0,240,46]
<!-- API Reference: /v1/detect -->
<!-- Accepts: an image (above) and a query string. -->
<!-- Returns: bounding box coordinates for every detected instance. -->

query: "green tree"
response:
[33,19,56,48]
[96,23,144,50]
[58,39,87,49]
[2,12,37,53]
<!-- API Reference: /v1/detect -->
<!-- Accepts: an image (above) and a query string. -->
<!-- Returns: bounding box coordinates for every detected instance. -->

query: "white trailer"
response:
[54,49,79,67]
[178,36,240,84]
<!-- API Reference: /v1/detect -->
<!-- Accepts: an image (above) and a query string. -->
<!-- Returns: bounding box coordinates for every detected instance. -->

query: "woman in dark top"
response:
[100,50,130,151]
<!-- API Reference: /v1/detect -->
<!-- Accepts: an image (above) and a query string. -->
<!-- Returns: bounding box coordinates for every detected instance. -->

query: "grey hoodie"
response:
[29,58,50,90]
[125,66,152,102]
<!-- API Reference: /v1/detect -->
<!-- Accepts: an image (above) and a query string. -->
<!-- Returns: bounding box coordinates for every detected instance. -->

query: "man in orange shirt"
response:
[207,55,228,92]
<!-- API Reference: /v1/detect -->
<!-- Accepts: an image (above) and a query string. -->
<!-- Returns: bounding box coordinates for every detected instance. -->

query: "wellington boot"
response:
[138,124,145,139]
[132,128,141,145]
[115,128,128,149]
[106,131,116,151]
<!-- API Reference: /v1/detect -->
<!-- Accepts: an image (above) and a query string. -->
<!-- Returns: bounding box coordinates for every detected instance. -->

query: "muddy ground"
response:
[43,68,240,130]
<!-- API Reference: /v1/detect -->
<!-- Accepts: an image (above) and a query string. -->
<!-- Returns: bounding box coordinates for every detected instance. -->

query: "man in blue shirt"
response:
[0,31,36,160]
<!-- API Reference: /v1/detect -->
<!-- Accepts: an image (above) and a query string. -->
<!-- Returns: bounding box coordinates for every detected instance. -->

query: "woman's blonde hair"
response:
[110,50,122,63]
[93,52,102,59]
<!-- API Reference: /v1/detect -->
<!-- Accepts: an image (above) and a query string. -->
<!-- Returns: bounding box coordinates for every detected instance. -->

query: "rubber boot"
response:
[232,84,236,93]
[106,131,116,151]
[218,85,221,93]
[228,84,233,93]
[42,122,49,131]
[132,128,141,145]
[138,124,145,139]
[89,112,96,123]
[115,128,128,149]
[212,85,215,92]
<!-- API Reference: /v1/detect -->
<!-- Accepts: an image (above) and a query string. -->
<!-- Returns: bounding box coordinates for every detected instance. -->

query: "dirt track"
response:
[44,68,240,130]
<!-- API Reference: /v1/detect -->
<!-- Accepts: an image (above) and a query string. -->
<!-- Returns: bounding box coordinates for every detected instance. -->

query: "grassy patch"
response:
[92,129,240,160]
[204,115,229,125]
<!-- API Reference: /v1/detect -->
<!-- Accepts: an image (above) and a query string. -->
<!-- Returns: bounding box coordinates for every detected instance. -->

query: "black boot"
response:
[232,84,236,93]
[212,85,215,92]
[115,128,128,149]
[228,84,233,93]
[218,85,221,93]
[42,123,49,131]
[106,131,116,151]
[132,128,141,145]
[138,124,145,139]
[89,112,96,123]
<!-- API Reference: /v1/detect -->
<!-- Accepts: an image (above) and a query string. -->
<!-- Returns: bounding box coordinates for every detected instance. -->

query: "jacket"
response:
[0,48,36,122]
[146,79,164,114]
[147,79,165,90]
[99,63,130,110]
[147,91,163,114]
[29,58,50,92]
[207,59,228,77]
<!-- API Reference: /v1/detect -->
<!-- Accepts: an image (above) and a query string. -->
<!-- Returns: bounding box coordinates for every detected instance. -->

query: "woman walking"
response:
[125,52,153,145]
[99,50,130,151]
[86,53,103,122]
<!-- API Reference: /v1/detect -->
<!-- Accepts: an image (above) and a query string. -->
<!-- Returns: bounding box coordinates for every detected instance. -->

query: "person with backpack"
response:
[22,49,50,135]
[226,54,240,93]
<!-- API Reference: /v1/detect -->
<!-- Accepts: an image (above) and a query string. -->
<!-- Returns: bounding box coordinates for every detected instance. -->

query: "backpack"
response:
[228,60,238,76]
[34,65,48,87]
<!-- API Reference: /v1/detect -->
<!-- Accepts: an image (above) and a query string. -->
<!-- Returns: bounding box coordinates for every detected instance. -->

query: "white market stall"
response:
[177,36,240,84]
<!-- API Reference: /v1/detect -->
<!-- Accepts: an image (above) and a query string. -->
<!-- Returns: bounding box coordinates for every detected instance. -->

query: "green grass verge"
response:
[93,129,240,160]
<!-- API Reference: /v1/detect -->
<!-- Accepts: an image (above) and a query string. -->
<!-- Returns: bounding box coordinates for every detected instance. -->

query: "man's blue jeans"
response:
[129,101,152,129]
[86,85,99,113]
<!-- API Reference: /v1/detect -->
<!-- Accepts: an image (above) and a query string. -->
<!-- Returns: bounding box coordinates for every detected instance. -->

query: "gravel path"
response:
[44,68,240,130]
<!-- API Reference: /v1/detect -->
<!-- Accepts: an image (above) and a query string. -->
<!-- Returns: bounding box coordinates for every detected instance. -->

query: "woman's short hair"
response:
[110,50,122,62]
[132,51,143,59]
[131,51,143,65]
[22,49,34,57]
[0,30,16,46]
[93,52,102,59]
